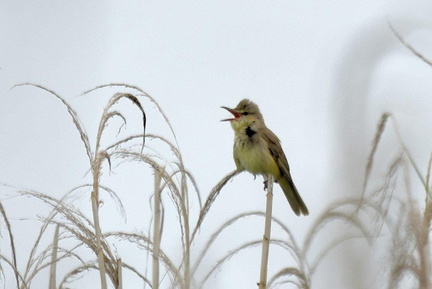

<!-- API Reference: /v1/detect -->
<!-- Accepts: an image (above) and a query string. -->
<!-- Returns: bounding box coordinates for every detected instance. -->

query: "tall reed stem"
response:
[259,175,274,289]
[117,259,123,289]
[153,169,163,289]
[92,160,107,289]
[48,225,59,289]
[419,199,432,289]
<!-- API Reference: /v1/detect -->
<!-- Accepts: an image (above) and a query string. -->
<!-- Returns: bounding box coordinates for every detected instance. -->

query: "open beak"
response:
[221,106,241,121]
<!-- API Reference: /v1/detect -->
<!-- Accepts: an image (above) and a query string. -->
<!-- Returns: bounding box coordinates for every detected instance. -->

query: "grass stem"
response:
[92,163,108,289]
[48,225,59,289]
[259,175,274,289]
[153,168,163,289]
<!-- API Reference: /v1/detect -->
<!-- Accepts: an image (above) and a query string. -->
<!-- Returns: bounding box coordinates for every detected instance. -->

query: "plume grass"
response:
[1,79,431,289]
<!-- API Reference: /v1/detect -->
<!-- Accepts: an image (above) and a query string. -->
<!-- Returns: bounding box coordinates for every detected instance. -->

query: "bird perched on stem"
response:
[221,99,309,216]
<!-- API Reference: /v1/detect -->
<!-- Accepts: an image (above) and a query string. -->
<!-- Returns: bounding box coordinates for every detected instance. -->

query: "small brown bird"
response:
[221,99,308,216]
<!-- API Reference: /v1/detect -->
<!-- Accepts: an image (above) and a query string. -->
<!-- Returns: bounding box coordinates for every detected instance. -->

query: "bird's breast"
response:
[234,137,280,177]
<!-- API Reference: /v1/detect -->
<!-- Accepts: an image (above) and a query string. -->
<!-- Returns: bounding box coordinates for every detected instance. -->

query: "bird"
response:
[221,99,309,216]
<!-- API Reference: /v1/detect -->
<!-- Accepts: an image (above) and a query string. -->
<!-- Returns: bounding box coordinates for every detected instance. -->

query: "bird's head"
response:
[221,99,264,132]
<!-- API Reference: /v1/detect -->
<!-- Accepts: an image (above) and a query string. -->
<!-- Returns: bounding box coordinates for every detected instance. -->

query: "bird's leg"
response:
[263,175,268,191]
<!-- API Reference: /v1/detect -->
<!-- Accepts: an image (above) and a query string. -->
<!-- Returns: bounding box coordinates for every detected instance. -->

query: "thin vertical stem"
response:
[153,168,163,289]
[419,200,432,289]
[259,175,274,289]
[48,225,59,289]
[184,206,190,289]
[117,259,123,289]
[92,160,108,289]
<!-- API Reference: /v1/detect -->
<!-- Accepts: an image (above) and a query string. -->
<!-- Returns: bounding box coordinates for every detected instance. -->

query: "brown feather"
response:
[262,128,309,216]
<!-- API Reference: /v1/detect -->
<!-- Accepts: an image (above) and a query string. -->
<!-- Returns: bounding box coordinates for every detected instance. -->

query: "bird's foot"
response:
[263,180,268,191]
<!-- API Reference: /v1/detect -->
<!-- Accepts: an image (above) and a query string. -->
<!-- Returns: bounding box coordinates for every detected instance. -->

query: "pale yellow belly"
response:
[234,142,280,177]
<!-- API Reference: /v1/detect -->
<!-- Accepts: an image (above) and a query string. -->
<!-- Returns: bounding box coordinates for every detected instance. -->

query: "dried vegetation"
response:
[0,25,431,289]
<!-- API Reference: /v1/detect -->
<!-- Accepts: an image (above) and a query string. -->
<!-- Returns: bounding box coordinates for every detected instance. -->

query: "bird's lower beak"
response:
[221,106,240,121]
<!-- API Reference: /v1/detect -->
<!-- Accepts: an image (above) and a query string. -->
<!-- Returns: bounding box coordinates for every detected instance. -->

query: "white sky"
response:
[1,1,432,288]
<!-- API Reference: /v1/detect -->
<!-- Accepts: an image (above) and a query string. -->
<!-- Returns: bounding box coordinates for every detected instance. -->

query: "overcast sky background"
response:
[1,1,432,288]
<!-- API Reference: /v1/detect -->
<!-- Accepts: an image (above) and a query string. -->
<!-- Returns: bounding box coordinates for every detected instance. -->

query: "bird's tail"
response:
[278,177,309,216]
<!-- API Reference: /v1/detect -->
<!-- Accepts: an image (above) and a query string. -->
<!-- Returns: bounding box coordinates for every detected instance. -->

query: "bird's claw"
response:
[263,180,268,191]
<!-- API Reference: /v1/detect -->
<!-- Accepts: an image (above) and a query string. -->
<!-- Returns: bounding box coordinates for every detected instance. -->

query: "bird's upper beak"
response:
[221,106,241,121]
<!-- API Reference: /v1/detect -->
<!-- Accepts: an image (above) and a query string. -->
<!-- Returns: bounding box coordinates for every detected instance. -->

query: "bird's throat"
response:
[245,126,256,138]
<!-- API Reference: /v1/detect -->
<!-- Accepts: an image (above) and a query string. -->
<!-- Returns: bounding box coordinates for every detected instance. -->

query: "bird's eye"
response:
[243,112,249,116]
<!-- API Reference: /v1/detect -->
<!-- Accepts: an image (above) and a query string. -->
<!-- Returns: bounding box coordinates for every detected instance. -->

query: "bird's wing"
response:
[261,127,309,216]
[261,127,292,178]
